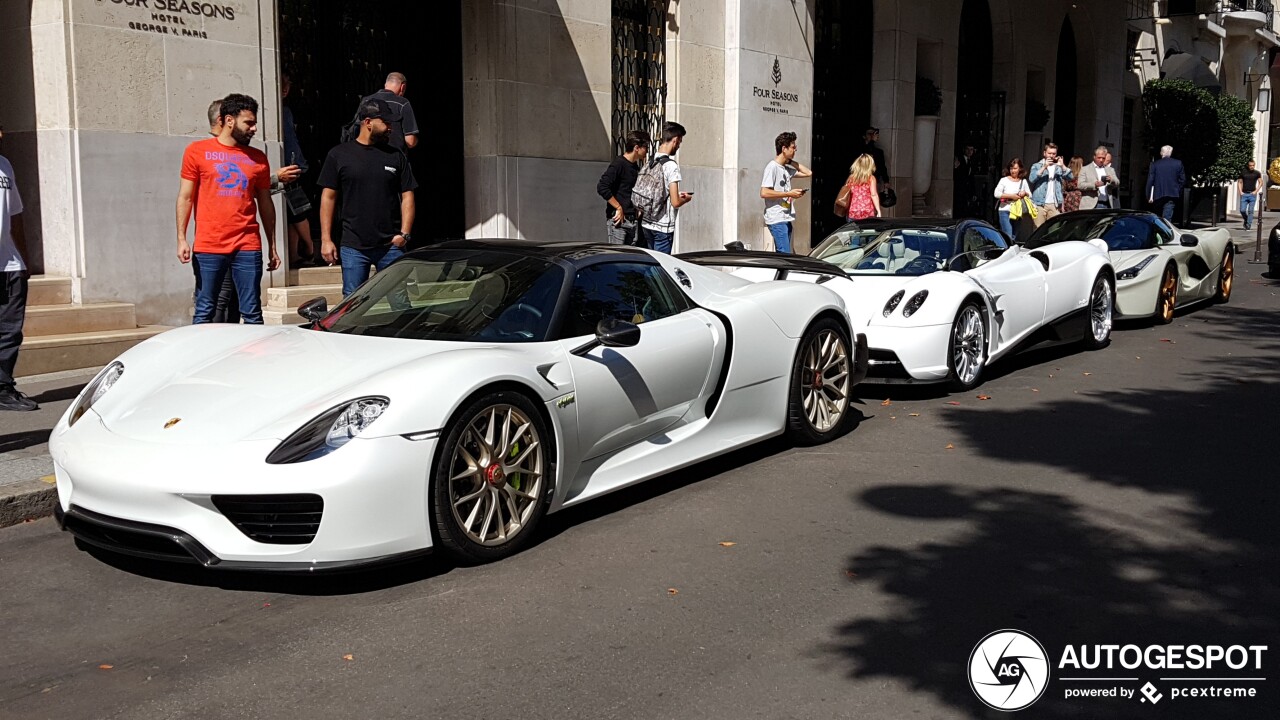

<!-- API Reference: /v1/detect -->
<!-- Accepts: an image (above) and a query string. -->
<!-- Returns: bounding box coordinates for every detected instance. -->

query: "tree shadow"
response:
[823,346,1279,716]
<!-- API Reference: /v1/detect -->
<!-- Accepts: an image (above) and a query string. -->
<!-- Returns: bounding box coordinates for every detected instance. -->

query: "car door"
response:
[962,225,1047,347]
[1152,217,1212,301]
[558,261,719,460]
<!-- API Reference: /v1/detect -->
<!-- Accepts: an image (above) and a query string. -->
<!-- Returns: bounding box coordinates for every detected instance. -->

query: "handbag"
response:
[834,176,853,218]
[879,186,897,208]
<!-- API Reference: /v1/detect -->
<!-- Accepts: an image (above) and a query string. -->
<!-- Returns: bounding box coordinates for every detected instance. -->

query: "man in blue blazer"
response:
[1146,145,1186,224]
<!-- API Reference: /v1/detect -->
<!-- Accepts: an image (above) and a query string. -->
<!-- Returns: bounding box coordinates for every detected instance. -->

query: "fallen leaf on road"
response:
[844,569,858,579]
[977,395,991,400]
[262,603,271,608]
[98,665,113,670]
[1031,388,1040,393]
[40,475,56,485]
[718,542,736,547]
[909,413,920,417]
[945,443,955,450]
[880,398,892,406]
[1082,372,1092,376]
[1135,356,1141,360]
[343,654,354,661]
[946,401,961,406]
[1160,338,1174,343]
[667,588,679,596]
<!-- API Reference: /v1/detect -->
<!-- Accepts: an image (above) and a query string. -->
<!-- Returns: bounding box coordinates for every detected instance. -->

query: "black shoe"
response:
[0,386,38,411]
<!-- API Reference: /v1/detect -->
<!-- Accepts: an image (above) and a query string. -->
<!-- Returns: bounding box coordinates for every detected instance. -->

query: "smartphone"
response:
[798,188,809,194]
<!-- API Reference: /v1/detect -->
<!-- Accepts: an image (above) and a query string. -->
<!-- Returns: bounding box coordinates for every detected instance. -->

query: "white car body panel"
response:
[49,245,864,569]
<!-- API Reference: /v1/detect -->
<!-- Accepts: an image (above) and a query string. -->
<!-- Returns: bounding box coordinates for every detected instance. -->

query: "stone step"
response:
[24,303,137,337]
[266,284,344,310]
[287,265,342,286]
[263,309,305,326]
[16,326,171,377]
[28,276,72,306]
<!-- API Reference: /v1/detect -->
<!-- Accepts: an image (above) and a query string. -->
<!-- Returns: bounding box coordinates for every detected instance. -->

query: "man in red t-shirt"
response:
[176,93,280,324]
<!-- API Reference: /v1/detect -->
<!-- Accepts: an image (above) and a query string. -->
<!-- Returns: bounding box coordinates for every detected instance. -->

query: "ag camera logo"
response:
[969,629,1050,711]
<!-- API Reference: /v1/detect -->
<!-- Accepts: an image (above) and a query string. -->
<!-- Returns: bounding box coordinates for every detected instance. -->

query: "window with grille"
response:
[611,0,667,155]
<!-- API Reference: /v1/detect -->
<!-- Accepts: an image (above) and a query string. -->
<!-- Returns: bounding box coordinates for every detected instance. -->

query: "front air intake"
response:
[211,494,324,545]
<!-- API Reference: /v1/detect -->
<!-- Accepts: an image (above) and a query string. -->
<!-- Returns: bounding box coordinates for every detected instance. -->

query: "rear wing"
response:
[676,250,849,281]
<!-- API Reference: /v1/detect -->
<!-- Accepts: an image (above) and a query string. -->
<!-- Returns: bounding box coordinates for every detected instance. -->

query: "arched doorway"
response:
[955,0,996,220]
[1053,18,1079,158]
[811,0,873,240]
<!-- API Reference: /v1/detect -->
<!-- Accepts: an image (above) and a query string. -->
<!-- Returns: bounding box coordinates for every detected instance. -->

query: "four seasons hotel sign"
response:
[88,0,246,42]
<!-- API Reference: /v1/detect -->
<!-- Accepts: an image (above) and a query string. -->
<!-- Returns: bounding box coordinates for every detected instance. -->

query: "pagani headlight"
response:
[901,290,929,318]
[266,397,389,464]
[1116,254,1157,280]
[68,362,124,427]
[882,290,905,317]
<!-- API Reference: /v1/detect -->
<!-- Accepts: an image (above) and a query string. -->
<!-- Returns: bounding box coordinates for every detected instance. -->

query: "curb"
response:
[0,477,57,529]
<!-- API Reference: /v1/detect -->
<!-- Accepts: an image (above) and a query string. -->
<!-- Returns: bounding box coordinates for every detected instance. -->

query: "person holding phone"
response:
[1028,142,1073,227]
[761,131,812,254]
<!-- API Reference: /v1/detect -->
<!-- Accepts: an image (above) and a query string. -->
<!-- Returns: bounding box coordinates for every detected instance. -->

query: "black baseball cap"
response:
[359,98,392,121]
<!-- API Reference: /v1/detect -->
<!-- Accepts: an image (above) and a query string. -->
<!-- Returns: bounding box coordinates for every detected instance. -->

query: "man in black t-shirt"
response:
[318,98,419,297]
[595,129,649,244]
[1238,160,1263,230]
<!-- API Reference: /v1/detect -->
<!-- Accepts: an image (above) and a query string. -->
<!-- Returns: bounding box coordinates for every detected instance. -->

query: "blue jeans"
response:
[642,228,674,254]
[1156,198,1176,222]
[767,222,793,253]
[1240,193,1257,228]
[339,244,405,297]
[193,250,263,324]
[998,212,1013,238]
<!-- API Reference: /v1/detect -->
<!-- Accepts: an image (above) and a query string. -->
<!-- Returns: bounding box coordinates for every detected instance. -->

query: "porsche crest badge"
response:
[164,418,181,429]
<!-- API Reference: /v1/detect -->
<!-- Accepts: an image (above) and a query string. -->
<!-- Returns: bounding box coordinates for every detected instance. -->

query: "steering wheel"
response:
[505,302,544,325]
[898,256,945,275]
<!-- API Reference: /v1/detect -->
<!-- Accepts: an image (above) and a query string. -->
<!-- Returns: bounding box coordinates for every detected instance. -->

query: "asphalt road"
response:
[2,265,1277,720]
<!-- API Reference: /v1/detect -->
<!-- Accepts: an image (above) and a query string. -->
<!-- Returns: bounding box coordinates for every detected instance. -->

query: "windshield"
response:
[317,251,564,342]
[1025,214,1157,251]
[813,227,954,276]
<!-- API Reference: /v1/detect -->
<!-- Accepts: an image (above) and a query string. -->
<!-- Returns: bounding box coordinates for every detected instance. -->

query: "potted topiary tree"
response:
[913,77,943,207]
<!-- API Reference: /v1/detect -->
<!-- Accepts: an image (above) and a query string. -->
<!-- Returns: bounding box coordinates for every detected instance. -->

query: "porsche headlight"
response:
[901,290,929,318]
[68,362,124,427]
[266,397,389,464]
[1116,254,1157,281]
[882,290,905,317]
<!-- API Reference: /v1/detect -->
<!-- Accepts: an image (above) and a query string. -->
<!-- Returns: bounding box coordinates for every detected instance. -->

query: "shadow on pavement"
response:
[0,429,51,453]
[822,322,1280,717]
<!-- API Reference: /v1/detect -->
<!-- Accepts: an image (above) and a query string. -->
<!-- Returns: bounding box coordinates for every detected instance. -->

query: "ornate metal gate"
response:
[611,0,667,154]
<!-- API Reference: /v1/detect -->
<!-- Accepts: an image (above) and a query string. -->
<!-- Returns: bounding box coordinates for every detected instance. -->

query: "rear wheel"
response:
[947,302,987,391]
[1155,265,1178,324]
[786,318,852,445]
[431,391,552,564]
[1081,273,1114,350]
[1213,248,1234,303]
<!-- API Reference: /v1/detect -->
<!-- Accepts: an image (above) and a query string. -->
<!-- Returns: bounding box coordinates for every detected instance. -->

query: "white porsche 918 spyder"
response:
[684,217,1113,390]
[1021,210,1233,322]
[49,241,867,569]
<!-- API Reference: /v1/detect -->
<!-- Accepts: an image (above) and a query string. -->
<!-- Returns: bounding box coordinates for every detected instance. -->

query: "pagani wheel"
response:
[1155,265,1178,324]
[947,302,987,391]
[786,317,852,445]
[1081,272,1114,350]
[432,391,551,563]
[1214,248,1234,303]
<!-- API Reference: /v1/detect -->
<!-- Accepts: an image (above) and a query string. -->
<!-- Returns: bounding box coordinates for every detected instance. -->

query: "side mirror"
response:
[570,317,641,356]
[298,296,328,322]
[1180,234,1200,247]
[596,317,641,347]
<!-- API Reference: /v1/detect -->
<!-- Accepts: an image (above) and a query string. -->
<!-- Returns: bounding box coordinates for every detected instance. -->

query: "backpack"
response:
[340,107,361,143]
[631,156,673,221]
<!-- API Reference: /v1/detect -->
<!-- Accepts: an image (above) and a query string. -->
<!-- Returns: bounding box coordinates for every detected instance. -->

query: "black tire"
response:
[1081,272,1114,350]
[431,390,553,564]
[1213,247,1234,303]
[947,302,988,391]
[1155,265,1178,324]
[786,317,853,446]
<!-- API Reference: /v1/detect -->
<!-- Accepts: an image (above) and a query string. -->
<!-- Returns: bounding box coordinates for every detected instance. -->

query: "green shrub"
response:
[1142,78,1254,186]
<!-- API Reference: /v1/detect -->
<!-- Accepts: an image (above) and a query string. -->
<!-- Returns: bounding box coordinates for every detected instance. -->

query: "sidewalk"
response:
[0,366,98,527]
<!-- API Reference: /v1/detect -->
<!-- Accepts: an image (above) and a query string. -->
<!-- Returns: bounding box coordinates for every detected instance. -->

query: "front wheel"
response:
[947,302,987,391]
[1081,273,1114,350]
[1155,265,1178,324]
[786,318,853,445]
[431,391,552,564]
[1213,248,1234,303]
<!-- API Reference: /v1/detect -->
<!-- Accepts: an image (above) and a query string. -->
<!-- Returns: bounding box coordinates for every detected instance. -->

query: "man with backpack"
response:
[596,130,649,244]
[635,122,692,253]
[342,72,418,152]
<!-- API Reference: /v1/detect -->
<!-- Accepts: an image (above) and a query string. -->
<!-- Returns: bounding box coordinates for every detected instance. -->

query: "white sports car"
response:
[1022,210,1233,322]
[49,241,867,569]
[685,217,1113,390]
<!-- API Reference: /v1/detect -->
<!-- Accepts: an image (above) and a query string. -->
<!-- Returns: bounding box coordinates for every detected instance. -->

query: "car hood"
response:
[827,275,927,325]
[95,326,479,445]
